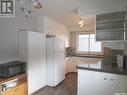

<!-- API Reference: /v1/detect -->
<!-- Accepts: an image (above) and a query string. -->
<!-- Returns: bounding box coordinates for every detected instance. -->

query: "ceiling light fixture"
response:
[19,0,42,17]
[80,23,84,27]
[32,0,42,9]
[19,0,26,12]
[78,17,84,27]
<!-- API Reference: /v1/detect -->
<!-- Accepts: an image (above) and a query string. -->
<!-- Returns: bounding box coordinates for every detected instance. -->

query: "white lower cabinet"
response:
[65,57,100,74]
[78,70,93,95]
[93,72,111,95]
[110,74,127,94]
[78,69,127,95]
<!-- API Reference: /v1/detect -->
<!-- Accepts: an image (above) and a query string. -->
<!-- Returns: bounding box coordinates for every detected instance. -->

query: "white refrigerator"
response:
[46,37,65,87]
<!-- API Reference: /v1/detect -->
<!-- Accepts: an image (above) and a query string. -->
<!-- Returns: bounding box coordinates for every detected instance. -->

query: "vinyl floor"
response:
[34,73,77,95]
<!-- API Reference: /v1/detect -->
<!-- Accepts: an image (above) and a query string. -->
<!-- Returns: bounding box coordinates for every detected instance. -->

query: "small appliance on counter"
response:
[1,78,18,92]
[0,61,26,78]
[117,55,126,69]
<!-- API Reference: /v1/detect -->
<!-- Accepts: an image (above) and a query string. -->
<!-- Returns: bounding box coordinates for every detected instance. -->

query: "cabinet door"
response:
[28,32,45,93]
[23,82,28,95]
[70,58,76,72]
[14,86,20,95]
[96,11,126,41]
[17,82,28,95]
[110,74,127,94]
[1,83,27,95]
[93,72,127,95]
[93,72,112,95]
[78,70,93,95]
[27,32,46,94]
[27,31,38,94]
[37,33,46,88]
[1,89,14,95]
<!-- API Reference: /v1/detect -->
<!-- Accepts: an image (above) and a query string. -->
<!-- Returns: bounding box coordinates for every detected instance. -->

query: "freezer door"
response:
[54,52,65,86]
[54,38,65,52]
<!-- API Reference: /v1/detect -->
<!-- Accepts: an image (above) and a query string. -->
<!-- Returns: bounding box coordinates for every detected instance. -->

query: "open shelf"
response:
[96,11,127,42]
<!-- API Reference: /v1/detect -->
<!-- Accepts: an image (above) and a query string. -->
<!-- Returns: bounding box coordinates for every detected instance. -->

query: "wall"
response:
[67,24,95,32]
[0,0,70,60]
[0,13,38,63]
[43,16,69,47]
[69,31,125,55]
[0,0,50,63]
[70,32,77,51]
[0,12,69,63]
[67,17,95,32]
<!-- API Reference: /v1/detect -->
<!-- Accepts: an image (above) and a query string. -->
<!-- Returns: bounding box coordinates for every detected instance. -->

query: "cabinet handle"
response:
[110,79,114,81]
[104,78,107,80]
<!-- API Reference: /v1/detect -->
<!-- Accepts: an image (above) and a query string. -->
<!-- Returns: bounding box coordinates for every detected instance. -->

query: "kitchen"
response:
[0,0,127,95]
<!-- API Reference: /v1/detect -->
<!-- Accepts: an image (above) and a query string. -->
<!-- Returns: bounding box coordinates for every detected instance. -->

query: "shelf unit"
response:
[96,11,127,42]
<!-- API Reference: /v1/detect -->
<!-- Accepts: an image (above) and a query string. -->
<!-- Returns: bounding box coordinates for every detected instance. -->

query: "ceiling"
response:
[41,0,79,25]
[38,0,126,28]
[78,0,126,16]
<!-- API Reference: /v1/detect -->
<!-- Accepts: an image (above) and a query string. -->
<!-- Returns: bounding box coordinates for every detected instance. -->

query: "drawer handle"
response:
[104,78,107,80]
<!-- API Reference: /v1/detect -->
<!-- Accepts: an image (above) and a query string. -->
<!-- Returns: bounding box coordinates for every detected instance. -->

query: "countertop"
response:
[77,61,127,75]
[0,73,27,83]
[66,54,103,58]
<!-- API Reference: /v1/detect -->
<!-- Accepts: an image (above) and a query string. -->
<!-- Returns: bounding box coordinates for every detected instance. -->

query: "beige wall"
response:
[67,24,95,32]
[0,14,70,63]
[0,0,45,63]
[43,16,70,47]
[70,32,77,51]
[0,13,38,63]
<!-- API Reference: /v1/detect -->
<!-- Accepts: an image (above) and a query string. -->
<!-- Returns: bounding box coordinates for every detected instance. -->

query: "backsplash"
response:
[103,47,124,62]
[66,46,124,61]
[66,47,102,57]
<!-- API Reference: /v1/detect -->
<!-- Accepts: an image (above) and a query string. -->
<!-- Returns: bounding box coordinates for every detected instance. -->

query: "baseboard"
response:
[46,79,65,88]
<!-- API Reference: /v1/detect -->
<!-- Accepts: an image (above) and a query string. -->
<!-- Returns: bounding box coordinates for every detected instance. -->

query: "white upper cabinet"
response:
[96,11,127,42]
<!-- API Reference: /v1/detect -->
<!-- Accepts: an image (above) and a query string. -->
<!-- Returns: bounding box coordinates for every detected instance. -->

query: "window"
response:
[90,34,101,52]
[78,34,102,53]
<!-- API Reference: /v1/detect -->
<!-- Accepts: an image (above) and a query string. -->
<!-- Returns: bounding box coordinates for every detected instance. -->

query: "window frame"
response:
[76,32,103,54]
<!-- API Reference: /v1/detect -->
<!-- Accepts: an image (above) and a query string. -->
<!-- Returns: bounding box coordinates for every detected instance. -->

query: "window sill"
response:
[69,53,103,58]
